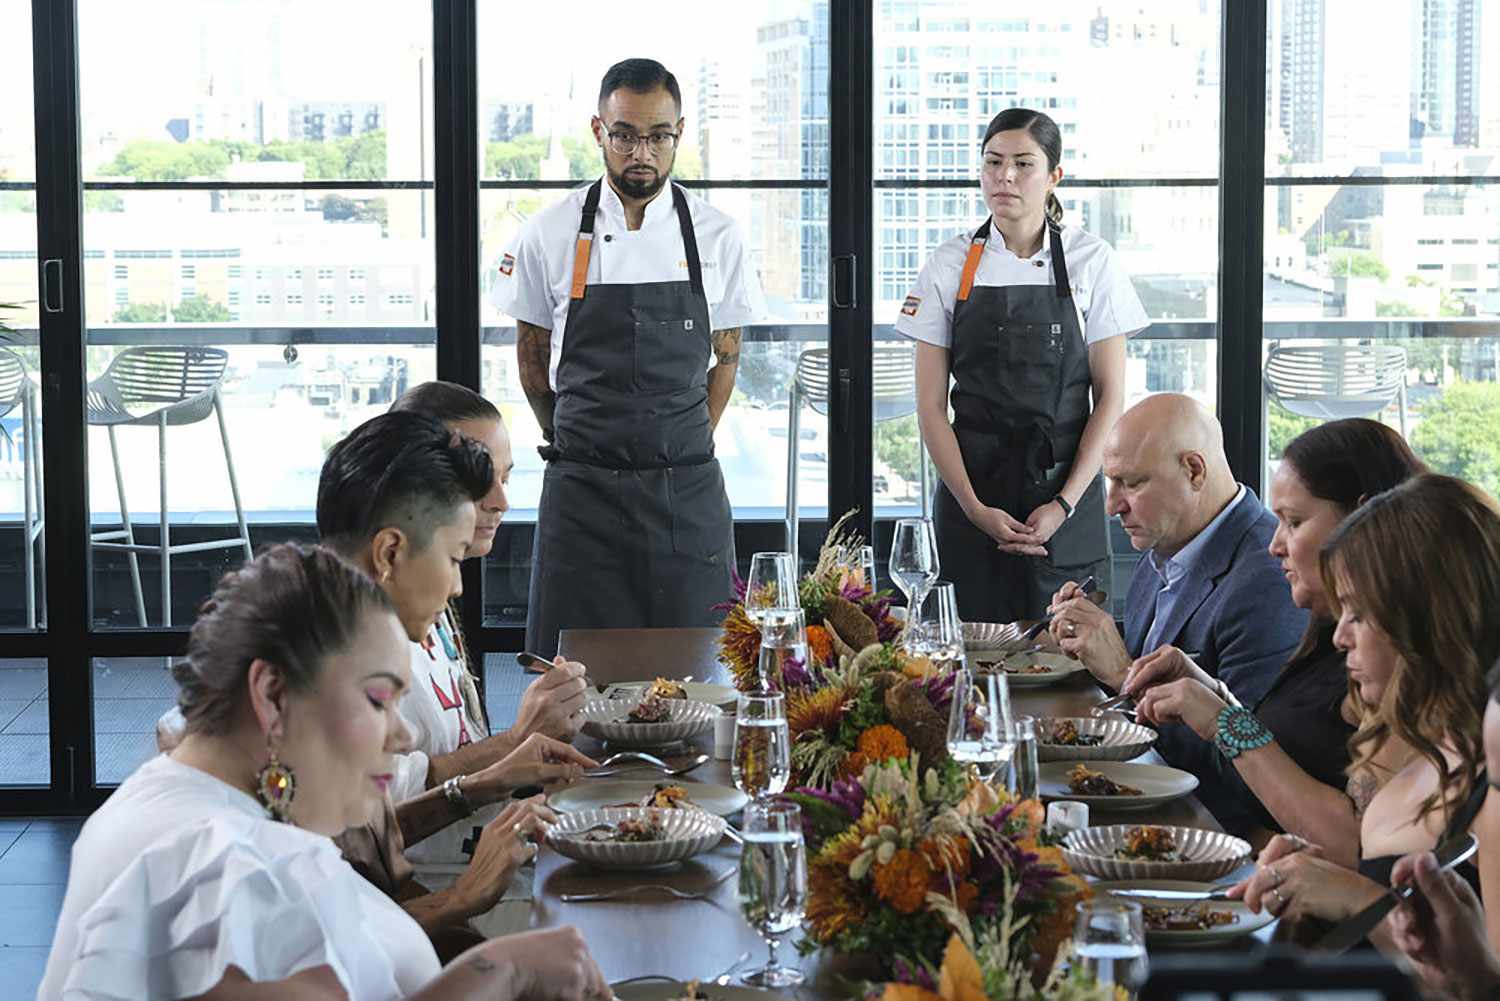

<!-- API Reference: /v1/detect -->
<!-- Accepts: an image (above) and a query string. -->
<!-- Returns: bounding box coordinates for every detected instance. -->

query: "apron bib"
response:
[932,220,1109,623]
[525,180,734,656]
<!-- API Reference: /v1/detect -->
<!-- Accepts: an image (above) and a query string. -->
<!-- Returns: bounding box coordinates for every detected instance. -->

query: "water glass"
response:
[745,552,798,625]
[889,518,939,617]
[739,800,808,988]
[945,668,1014,784]
[1007,714,1039,801]
[733,692,791,801]
[1072,900,1149,993]
[859,545,877,592]
[756,607,810,690]
[910,581,964,667]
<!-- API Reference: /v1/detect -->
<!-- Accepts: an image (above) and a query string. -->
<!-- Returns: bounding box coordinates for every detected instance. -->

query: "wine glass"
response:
[859,544,878,592]
[745,552,798,626]
[738,800,808,988]
[889,518,939,620]
[945,668,1014,784]
[1072,900,1149,992]
[911,581,964,669]
[755,607,810,690]
[733,692,792,801]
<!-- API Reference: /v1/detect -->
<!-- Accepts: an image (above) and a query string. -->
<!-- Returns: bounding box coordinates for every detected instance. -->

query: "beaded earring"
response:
[255,749,296,823]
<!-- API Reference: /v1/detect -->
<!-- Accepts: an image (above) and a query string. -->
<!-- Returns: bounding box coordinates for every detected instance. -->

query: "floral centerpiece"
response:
[788,756,1114,1000]
[717,513,957,788]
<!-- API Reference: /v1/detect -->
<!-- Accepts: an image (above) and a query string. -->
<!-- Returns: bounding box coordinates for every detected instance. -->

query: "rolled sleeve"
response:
[709,227,768,331]
[1082,243,1150,345]
[490,224,555,330]
[893,253,955,349]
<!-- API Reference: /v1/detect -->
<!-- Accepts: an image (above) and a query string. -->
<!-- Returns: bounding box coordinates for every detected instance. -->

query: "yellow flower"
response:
[820,796,900,870]
[717,602,762,689]
[858,723,910,763]
[806,863,864,942]
[873,847,932,913]
[787,685,850,737]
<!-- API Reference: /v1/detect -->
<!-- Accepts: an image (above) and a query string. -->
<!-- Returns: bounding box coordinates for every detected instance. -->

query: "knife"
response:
[1107,884,1235,902]
[1314,831,1479,952]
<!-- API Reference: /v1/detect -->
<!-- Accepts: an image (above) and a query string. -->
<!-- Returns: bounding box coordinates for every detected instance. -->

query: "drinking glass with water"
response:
[755,607,809,691]
[738,800,808,988]
[945,668,1014,784]
[1007,714,1039,801]
[911,581,965,669]
[1072,899,1149,993]
[733,692,791,801]
[889,518,939,622]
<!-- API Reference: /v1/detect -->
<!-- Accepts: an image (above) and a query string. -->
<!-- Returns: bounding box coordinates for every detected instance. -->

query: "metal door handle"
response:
[42,259,64,313]
[831,254,856,309]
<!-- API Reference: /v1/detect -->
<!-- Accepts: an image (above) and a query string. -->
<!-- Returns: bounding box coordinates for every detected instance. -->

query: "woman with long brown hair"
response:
[1229,473,1500,953]
[1130,418,1427,862]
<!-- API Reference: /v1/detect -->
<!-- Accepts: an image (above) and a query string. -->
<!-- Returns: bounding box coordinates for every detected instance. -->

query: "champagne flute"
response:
[1072,900,1149,993]
[945,668,1014,784]
[911,581,964,669]
[755,607,810,690]
[745,552,798,626]
[1007,714,1040,801]
[889,518,939,620]
[738,800,808,988]
[733,692,792,801]
[859,544,878,592]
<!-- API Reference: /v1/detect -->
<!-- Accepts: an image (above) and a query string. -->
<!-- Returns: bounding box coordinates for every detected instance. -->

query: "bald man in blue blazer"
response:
[1047,394,1307,835]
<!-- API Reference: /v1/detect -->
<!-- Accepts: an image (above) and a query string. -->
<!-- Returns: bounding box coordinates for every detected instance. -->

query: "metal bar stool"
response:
[1264,342,1409,438]
[785,344,930,558]
[87,346,253,626]
[0,349,44,628]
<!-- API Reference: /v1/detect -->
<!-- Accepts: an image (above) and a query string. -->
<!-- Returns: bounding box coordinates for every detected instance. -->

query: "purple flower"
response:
[781,653,813,689]
[712,571,751,612]
[891,956,937,989]
[795,774,867,820]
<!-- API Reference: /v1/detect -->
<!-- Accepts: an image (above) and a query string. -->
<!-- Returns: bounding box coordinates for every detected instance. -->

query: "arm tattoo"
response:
[711,327,742,366]
[1346,771,1378,817]
[515,321,556,437]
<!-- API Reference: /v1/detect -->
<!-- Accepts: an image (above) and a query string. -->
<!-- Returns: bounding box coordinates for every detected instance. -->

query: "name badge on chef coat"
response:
[684,319,694,331]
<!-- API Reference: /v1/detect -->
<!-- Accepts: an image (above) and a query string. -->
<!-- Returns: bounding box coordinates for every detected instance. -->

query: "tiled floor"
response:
[0,656,532,998]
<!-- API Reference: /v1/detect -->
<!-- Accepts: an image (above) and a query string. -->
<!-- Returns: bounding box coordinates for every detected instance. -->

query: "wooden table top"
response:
[543,627,1229,995]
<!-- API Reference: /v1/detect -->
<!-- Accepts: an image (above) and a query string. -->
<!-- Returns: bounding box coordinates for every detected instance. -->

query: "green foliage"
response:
[837,684,889,749]
[171,296,232,323]
[1411,381,1500,496]
[876,416,922,485]
[0,301,19,344]
[100,132,388,182]
[112,302,169,323]
[1376,300,1421,317]
[1324,249,1389,282]
[1267,400,1320,460]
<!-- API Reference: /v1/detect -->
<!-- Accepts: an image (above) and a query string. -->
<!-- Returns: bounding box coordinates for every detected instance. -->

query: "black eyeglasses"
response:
[604,130,680,156]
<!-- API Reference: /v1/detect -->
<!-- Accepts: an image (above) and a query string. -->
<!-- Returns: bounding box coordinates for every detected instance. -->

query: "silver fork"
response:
[584,751,709,778]
[560,866,736,903]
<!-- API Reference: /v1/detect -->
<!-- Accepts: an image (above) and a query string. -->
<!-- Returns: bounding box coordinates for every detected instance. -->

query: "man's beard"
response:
[607,158,671,199]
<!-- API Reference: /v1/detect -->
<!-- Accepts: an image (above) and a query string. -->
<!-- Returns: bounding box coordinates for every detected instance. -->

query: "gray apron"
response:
[525,180,734,657]
[932,219,1109,623]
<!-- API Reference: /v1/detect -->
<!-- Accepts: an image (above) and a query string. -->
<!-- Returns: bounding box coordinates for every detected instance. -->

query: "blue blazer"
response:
[1124,486,1309,833]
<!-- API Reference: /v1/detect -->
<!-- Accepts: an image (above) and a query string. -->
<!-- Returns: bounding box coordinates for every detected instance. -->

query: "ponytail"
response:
[1045,191,1064,227]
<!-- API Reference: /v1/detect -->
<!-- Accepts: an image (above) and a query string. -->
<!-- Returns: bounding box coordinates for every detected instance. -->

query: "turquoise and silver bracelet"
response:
[1214,705,1273,759]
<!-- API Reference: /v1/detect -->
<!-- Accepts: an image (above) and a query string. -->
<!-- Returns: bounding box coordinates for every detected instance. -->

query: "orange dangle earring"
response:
[255,745,296,823]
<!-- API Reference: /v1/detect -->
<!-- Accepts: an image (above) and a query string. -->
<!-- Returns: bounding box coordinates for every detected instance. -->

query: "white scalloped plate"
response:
[1038,761,1198,810]
[599,681,739,707]
[970,652,1087,687]
[1062,826,1252,881]
[1036,717,1158,762]
[1094,880,1273,946]
[579,698,718,747]
[546,807,725,869]
[548,779,749,817]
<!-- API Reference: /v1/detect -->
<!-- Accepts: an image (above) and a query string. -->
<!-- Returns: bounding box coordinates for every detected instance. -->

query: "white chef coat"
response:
[42,753,439,1001]
[392,609,504,864]
[490,177,769,391]
[894,222,1149,349]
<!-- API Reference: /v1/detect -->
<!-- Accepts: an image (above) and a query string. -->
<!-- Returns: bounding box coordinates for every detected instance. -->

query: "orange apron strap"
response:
[956,237,986,302]
[569,234,593,300]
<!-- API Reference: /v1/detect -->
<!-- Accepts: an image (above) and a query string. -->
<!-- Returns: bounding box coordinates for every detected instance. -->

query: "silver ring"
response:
[514,822,536,846]
[1067,621,1077,637]
[1269,886,1286,913]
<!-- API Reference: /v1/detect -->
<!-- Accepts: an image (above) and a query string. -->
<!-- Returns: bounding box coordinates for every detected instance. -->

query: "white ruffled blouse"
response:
[42,755,440,1001]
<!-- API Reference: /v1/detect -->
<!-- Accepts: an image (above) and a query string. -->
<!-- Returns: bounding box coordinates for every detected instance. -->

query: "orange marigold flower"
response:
[873,847,932,914]
[1012,798,1046,836]
[806,624,834,665]
[857,723,910,763]
[840,751,868,779]
[918,834,972,882]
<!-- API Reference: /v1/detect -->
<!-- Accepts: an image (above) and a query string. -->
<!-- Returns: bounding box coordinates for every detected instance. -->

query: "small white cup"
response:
[713,709,736,760]
[1047,800,1089,836]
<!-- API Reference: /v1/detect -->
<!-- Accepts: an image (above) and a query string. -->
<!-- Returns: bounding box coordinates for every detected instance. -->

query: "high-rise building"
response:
[484,101,535,143]
[1454,0,1500,147]
[1413,0,1457,140]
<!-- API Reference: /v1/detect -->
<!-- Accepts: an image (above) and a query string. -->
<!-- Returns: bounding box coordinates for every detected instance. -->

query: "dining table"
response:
[524,627,1251,997]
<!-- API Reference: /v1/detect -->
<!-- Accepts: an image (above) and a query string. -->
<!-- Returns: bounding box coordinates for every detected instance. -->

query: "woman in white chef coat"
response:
[895,107,1148,624]
[40,543,608,1001]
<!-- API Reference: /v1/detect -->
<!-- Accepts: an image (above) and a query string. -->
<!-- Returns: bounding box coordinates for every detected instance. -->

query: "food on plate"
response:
[667,982,709,1001]
[580,814,667,843]
[627,692,672,723]
[1047,719,1104,746]
[647,677,689,700]
[976,659,1052,675]
[1066,763,1143,797]
[611,783,696,810]
[1142,903,1239,932]
[1114,825,1179,861]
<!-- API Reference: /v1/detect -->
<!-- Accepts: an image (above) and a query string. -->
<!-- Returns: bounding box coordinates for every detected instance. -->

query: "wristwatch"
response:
[443,774,475,817]
[1215,705,1273,759]
[1052,493,1075,519]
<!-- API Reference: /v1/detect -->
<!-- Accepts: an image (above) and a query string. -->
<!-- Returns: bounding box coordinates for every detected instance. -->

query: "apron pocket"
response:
[997,322,1066,399]
[634,319,703,391]
[667,463,732,560]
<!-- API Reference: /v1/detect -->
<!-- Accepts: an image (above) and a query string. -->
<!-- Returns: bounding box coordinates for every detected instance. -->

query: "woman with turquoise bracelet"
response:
[1126,419,1424,866]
